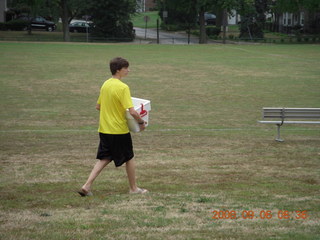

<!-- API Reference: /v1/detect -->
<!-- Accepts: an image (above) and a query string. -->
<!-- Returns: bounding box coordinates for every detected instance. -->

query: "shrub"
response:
[0,22,7,31]
[161,24,180,31]
[190,30,199,36]
[6,19,28,31]
[292,24,302,37]
[206,26,221,36]
[228,34,234,40]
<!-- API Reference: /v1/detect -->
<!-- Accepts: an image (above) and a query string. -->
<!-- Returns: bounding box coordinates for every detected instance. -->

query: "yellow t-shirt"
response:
[97,78,133,134]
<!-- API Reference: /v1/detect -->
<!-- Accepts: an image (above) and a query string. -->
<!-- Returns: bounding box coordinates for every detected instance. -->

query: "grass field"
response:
[0,42,319,239]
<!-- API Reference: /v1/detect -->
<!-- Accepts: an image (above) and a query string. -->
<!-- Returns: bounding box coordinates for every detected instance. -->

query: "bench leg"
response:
[276,124,284,142]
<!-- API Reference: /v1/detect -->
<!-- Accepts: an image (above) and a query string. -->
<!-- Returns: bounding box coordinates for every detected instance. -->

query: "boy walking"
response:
[78,57,148,196]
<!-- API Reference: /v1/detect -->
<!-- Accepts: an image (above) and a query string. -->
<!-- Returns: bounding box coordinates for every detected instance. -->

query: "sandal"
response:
[77,189,93,197]
[129,187,148,194]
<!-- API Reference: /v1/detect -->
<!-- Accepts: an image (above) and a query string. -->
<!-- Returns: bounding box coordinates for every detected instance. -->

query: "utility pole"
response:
[222,9,227,44]
[157,19,159,44]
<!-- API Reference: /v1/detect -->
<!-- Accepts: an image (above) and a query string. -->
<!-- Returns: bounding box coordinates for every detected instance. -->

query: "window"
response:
[294,14,298,24]
[287,13,292,26]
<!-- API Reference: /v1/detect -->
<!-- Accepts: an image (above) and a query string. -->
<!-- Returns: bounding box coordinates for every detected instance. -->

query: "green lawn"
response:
[131,11,161,28]
[0,42,319,239]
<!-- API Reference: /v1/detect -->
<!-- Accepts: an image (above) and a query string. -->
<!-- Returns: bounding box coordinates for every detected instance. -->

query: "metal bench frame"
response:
[259,108,320,142]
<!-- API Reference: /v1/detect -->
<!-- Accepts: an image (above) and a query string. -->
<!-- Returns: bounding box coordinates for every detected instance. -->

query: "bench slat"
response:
[263,115,320,119]
[259,121,320,124]
[262,108,320,120]
[263,108,320,110]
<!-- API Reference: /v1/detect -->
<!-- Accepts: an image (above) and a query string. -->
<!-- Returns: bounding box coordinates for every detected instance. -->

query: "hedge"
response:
[1,20,29,31]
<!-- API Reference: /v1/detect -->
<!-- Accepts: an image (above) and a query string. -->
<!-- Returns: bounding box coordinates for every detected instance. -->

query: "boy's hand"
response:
[138,121,146,131]
[129,107,147,131]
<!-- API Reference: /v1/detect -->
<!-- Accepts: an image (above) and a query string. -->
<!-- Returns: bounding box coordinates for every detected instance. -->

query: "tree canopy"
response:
[158,0,238,43]
[87,0,136,41]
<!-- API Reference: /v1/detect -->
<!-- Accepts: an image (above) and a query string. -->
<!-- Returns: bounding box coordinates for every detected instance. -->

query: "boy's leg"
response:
[81,159,111,193]
[126,159,148,193]
[125,158,137,192]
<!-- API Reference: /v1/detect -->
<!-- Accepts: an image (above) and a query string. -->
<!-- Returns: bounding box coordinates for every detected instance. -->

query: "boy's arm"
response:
[96,104,100,111]
[128,107,146,131]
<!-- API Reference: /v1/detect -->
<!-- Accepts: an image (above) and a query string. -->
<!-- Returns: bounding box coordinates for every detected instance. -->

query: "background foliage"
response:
[87,0,136,41]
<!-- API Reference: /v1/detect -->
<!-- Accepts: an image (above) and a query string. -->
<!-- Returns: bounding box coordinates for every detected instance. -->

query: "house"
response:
[0,0,7,22]
[228,10,240,25]
[273,10,320,34]
[277,12,304,33]
[229,9,319,34]
[145,0,156,11]
[136,0,157,12]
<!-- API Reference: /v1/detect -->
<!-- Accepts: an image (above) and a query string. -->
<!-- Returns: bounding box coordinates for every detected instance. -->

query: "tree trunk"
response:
[27,12,32,35]
[222,9,228,44]
[216,8,223,29]
[199,7,207,44]
[61,0,70,42]
[303,10,317,34]
[273,13,279,32]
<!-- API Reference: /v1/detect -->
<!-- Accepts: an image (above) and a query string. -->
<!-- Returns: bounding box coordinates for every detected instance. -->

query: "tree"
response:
[157,0,212,43]
[60,0,70,41]
[57,0,88,42]
[87,0,136,41]
[213,0,238,43]
[7,0,45,34]
[158,0,237,44]
[197,0,213,44]
[8,0,70,38]
[237,0,270,39]
[9,0,138,41]
[158,0,197,28]
[158,0,197,44]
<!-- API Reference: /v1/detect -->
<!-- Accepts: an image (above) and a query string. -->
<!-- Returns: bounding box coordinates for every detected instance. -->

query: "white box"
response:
[126,97,151,132]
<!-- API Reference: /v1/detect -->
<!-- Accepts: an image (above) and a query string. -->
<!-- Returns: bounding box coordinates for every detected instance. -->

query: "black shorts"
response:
[96,132,134,167]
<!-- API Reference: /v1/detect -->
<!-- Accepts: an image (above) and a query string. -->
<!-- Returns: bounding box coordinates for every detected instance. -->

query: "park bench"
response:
[259,107,320,142]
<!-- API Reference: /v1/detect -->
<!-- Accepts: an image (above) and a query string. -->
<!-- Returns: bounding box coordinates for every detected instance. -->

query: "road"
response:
[134,27,199,44]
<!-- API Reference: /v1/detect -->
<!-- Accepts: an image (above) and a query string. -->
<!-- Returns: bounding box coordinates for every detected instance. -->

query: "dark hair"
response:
[110,57,129,75]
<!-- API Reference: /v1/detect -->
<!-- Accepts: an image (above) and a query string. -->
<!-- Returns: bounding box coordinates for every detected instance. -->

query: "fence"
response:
[0,32,319,44]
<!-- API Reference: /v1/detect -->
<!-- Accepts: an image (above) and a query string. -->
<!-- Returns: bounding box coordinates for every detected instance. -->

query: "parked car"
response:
[197,13,216,26]
[69,21,94,33]
[18,16,56,31]
[70,19,93,24]
[204,13,216,25]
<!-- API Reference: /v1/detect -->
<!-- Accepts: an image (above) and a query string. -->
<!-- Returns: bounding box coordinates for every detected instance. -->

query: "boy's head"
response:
[110,57,129,75]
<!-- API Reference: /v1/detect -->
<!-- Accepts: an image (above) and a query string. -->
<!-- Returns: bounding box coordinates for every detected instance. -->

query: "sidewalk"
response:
[134,27,199,44]
[133,27,262,45]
